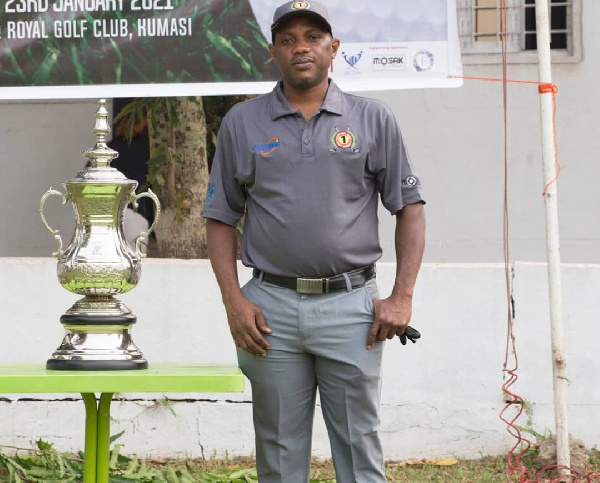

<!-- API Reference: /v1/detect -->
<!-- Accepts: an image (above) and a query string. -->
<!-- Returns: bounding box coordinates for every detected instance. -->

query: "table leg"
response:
[81,393,98,483]
[96,393,114,483]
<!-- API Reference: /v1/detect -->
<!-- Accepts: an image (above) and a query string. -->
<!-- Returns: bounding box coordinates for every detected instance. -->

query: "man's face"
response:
[269,15,340,91]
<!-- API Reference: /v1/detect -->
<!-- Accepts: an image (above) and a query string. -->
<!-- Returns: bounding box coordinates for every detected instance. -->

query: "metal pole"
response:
[534,0,570,470]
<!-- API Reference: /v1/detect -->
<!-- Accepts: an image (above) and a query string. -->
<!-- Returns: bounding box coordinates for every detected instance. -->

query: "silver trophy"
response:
[40,99,160,370]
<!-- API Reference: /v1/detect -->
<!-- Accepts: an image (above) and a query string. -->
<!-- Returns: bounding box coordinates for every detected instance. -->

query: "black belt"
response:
[252,265,375,294]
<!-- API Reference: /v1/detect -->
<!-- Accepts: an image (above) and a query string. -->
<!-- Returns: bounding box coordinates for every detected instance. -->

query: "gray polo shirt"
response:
[203,80,424,278]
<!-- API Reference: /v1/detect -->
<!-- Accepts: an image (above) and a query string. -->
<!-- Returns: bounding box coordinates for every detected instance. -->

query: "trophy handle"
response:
[40,187,68,257]
[131,189,161,258]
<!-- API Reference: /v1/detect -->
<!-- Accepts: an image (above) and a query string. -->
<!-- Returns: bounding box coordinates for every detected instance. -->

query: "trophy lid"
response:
[67,99,132,184]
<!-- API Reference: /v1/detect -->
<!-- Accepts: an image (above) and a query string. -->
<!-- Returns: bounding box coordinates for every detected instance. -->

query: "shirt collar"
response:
[271,79,343,120]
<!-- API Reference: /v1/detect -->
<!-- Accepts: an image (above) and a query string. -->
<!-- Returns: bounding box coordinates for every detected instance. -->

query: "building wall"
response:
[0,259,597,460]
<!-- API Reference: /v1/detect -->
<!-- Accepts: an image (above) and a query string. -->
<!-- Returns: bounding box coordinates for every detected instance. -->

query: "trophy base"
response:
[46,314,147,371]
[64,296,134,318]
[46,358,148,371]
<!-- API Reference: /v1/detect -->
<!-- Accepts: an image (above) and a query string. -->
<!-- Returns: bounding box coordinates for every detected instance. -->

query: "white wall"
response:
[0,259,597,460]
[0,99,103,257]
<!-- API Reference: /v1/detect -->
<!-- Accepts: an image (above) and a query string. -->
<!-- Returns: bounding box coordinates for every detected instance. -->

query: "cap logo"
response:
[292,1,311,10]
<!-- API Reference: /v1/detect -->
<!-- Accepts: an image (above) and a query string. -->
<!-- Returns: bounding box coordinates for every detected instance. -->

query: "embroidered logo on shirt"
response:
[330,127,359,153]
[402,176,420,188]
[251,137,280,156]
[292,1,310,10]
[205,184,215,203]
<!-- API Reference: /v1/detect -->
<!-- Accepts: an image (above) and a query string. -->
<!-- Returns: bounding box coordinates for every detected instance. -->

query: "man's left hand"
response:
[366,296,412,350]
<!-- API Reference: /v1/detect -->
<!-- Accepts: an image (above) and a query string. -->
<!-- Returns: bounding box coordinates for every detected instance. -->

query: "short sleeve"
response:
[202,117,246,226]
[371,105,425,214]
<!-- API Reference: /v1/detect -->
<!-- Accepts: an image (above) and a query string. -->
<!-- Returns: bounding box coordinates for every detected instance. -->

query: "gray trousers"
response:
[237,276,386,482]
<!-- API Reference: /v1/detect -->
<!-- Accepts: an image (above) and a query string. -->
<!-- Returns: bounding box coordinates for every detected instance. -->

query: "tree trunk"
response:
[147,97,209,259]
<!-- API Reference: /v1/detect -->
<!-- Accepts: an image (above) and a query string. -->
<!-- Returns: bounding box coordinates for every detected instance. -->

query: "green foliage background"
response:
[0,0,279,86]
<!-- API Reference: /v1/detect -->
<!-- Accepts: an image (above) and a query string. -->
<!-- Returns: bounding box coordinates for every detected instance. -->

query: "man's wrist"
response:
[221,286,245,307]
[389,287,414,302]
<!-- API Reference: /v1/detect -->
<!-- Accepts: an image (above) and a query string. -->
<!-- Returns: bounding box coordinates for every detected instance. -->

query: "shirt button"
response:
[301,126,305,131]
[304,139,310,145]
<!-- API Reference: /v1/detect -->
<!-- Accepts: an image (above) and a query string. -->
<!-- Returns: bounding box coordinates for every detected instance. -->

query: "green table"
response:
[0,363,245,483]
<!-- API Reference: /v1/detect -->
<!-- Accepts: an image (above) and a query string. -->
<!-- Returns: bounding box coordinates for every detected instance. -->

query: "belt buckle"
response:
[297,277,329,294]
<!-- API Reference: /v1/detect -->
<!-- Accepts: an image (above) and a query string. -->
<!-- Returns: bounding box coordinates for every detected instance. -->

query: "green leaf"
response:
[26,468,59,477]
[110,444,123,470]
[233,36,253,51]
[178,469,195,482]
[110,430,126,444]
[56,451,67,477]
[36,438,54,451]
[136,459,150,477]
[148,152,167,166]
[122,455,139,475]
[229,468,257,478]
[157,396,177,417]
[205,30,253,76]
[165,466,179,482]
[198,473,227,481]
[0,454,27,482]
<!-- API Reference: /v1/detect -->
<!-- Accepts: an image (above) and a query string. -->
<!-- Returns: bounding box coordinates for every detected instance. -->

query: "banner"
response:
[0,0,462,99]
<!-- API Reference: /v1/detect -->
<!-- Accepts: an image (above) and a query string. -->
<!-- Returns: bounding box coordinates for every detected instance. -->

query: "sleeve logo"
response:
[205,184,216,203]
[402,175,420,187]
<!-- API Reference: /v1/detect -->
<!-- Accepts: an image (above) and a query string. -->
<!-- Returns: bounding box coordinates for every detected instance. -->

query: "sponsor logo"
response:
[402,175,420,188]
[342,51,363,70]
[413,50,434,72]
[372,56,406,71]
[205,184,215,203]
[292,1,310,9]
[330,127,360,153]
[251,137,280,155]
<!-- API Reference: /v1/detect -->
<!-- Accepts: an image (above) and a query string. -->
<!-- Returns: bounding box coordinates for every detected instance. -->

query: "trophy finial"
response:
[83,99,119,169]
[93,99,110,144]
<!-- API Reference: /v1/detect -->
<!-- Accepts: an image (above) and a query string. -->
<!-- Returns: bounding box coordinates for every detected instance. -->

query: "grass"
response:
[123,450,600,482]
[168,455,508,482]
[3,442,600,482]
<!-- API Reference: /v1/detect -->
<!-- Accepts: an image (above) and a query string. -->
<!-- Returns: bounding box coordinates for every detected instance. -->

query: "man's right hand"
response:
[224,294,272,356]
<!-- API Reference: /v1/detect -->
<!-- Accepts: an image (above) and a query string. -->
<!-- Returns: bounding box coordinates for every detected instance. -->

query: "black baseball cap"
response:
[271,1,333,40]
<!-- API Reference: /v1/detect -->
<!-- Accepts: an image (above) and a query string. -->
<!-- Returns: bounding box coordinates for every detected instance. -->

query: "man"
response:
[203,1,425,480]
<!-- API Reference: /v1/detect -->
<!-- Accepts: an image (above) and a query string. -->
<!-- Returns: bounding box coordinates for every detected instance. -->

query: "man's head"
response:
[269,1,339,92]
[270,1,332,43]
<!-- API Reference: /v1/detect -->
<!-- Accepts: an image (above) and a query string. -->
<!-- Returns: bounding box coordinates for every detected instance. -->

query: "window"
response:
[457,0,582,63]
